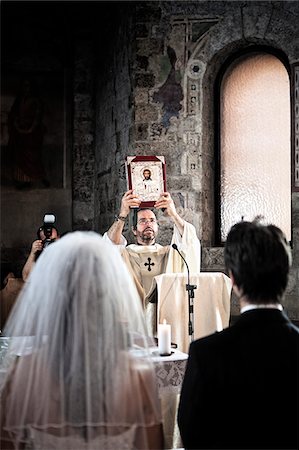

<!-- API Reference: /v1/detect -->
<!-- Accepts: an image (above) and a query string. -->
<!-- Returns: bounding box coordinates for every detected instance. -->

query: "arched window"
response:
[218,51,291,242]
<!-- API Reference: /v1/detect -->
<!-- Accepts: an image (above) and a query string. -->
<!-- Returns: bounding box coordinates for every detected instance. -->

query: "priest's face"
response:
[133,210,158,245]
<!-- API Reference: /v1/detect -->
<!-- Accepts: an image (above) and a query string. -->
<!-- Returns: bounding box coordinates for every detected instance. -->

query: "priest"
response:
[103,190,201,333]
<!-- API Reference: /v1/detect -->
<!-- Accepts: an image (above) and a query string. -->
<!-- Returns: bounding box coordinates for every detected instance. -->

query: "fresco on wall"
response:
[153,46,184,129]
[1,72,64,189]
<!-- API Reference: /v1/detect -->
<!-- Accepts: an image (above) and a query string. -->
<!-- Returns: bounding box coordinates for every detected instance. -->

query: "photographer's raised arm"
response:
[154,192,185,236]
[107,190,141,244]
[22,240,43,281]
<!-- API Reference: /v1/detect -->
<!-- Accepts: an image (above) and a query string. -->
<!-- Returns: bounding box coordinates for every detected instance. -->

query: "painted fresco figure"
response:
[153,46,183,128]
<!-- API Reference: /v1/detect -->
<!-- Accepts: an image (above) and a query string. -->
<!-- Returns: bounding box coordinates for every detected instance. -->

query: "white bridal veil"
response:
[0,231,162,449]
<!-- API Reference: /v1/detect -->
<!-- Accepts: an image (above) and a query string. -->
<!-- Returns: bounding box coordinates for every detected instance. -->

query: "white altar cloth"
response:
[155,272,232,353]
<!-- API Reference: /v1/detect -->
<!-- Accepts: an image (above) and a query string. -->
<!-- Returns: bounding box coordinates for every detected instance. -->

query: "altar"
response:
[154,272,232,353]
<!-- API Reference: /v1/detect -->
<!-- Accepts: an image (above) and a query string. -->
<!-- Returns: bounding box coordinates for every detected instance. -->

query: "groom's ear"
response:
[229,270,242,297]
[228,270,234,283]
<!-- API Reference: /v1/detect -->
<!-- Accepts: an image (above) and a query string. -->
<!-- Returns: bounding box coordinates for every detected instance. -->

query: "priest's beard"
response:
[136,228,157,245]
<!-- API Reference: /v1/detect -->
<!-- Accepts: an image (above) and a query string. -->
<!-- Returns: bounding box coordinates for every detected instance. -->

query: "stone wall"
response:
[95,4,135,237]
[73,37,96,231]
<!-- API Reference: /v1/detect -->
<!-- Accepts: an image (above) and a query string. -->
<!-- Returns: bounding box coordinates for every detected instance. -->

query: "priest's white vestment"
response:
[103,221,201,334]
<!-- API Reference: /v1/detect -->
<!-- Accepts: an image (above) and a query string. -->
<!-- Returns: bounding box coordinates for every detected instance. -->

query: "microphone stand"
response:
[172,244,197,342]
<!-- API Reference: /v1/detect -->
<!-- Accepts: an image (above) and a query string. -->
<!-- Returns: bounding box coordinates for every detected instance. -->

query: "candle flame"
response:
[163,319,167,325]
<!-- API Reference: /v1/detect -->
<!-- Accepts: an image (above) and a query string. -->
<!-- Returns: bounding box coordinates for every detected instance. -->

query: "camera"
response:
[37,214,58,251]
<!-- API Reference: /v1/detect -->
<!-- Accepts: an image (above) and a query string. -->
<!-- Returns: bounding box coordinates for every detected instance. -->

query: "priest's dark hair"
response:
[224,220,291,304]
[132,208,156,230]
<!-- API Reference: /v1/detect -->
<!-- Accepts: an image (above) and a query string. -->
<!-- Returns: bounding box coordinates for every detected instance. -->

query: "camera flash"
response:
[44,214,55,224]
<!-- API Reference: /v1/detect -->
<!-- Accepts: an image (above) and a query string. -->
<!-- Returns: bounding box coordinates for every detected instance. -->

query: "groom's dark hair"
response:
[224,220,291,303]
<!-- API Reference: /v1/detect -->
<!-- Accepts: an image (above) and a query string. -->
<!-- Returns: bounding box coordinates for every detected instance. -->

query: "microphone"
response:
[172,243,190,283]
[172,243,197,339]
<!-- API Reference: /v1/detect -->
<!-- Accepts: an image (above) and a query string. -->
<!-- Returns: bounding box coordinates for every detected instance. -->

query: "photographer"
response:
[22,218,59,281]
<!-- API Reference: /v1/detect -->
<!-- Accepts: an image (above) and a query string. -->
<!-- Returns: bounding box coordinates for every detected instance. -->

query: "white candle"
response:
[158,319,171,356]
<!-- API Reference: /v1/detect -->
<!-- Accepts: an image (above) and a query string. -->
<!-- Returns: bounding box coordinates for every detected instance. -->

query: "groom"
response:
[178,219,299,449]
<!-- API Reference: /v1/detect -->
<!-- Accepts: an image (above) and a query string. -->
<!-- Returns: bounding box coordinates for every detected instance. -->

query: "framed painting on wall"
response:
[126,155,167,208]
[0,70,67,189]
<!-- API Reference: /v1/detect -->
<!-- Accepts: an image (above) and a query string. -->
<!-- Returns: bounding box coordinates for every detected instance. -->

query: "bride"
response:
[0,231,164,449]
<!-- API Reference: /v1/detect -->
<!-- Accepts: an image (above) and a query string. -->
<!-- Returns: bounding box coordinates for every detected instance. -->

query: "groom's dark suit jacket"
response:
[178,309,299,449]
